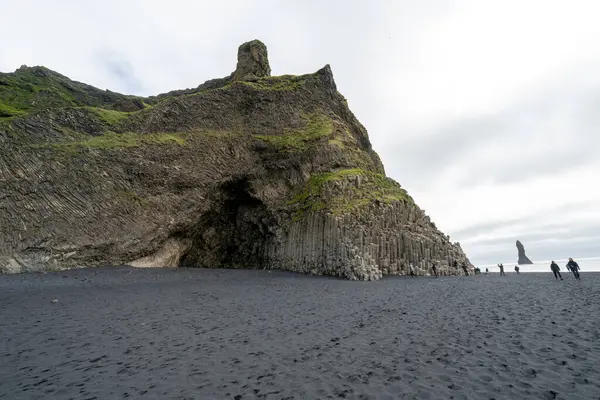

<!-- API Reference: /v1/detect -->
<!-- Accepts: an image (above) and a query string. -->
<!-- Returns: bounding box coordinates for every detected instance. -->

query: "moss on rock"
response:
[87,107,132,126]
[0,102,27,118]
[0,65,145,114]
[289,168,413,218]
[254,113,333,151]
[232,75,307,92]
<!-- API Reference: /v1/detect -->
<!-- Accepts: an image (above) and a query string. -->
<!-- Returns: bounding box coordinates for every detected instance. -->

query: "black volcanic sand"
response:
[1,268,600,400]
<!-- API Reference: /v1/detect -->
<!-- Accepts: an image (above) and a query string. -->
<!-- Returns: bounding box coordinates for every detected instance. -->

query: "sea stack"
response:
[0,40,471,279]
[516,240,534,264]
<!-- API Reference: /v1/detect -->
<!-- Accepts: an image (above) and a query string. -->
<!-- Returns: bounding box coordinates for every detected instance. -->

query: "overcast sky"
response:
[2,0,599,265]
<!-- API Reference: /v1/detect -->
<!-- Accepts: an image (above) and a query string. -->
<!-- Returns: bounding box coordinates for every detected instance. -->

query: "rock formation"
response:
[0,40,471,280]
[232,39,271,81]
[516,240,533,264]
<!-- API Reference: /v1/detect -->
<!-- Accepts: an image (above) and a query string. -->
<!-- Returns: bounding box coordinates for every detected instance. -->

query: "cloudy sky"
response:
[2,0,599,265]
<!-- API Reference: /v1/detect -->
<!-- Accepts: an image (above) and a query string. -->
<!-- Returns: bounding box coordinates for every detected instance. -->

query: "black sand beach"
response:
[1,268,599,400]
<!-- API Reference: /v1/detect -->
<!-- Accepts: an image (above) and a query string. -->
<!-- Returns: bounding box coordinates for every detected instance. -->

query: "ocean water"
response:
[479,256,600,273]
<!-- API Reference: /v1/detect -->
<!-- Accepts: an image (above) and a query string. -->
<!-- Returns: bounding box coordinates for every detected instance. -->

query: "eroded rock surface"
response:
[232,39,271,81]
[0,41,471,279]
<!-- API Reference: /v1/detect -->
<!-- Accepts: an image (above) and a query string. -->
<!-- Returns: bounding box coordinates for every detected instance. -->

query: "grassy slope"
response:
[0,66,144,119]
[288,169,413,218]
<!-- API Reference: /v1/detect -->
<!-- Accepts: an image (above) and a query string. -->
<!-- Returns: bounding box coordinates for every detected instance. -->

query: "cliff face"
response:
[0,40,471,280]
[516,240,533,265]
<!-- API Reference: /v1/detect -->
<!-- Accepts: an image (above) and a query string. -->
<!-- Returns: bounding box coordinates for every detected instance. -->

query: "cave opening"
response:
[178,178,275,269]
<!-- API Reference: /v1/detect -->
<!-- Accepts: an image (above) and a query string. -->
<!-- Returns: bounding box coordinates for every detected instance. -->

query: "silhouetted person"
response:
[566,258,581,280]
[498,263,505,276]
[514,265,520,274]
[431,263,438,277]
[485,268,489,274]
[550,261,563,280]
[462,263,469,276]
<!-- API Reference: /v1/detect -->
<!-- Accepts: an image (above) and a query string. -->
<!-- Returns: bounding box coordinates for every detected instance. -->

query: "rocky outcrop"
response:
[516,240,533,264]
[0,41,471,279]
[232,40,271,81]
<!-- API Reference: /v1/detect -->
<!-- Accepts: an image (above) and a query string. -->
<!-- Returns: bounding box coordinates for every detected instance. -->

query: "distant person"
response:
[566,258,581,280]
[550,261,563,280]
[462,263,469,276]
[431,263,438,278]
[485,268,489,274]
[514,265,520,274]
[498,263,505,276]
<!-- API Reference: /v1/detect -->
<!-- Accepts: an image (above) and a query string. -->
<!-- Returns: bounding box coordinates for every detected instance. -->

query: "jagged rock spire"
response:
[516,240,533,264]
[232,39,271,81]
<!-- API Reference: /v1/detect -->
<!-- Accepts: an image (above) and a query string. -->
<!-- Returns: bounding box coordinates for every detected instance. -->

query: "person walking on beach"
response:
[462,263,469,276]
[485,268,489,274]
[431,263,438,278]
[566,258,581,280]
[514,265,520,274]
[550,261,563,280]
[498,263,505,276]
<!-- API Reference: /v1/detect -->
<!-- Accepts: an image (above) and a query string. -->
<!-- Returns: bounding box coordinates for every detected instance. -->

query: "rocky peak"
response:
[232,39,271,81]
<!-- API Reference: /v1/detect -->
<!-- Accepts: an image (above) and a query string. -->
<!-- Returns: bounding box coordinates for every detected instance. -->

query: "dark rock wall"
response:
[0,41,471,279]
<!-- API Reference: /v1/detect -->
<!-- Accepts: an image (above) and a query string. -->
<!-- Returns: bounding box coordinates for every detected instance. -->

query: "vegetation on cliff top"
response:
[289,168,413,218]
[0,64,309,122]
[231,75,307,91]
[0,66,144,118]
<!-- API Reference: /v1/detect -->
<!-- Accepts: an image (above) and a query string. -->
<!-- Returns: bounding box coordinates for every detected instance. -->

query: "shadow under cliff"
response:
[179,178,276,269]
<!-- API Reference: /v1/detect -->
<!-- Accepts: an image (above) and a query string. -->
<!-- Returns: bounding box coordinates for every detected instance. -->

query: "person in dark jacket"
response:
[514,265,520,274]
[431,263,438,278]
[566,258,581,280]
[550,261,563,280]
[498,263,505,276]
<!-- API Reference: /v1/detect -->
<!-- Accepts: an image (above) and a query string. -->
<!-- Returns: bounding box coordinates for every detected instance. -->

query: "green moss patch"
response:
[0,102,26,118]
[0,66,146,114]
[254,113,333,151]
[87,107,131,126]
[232,75,307,91]
[289,168,412,218]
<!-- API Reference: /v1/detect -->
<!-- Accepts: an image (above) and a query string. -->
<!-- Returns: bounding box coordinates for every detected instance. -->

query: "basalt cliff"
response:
[0,40,471,280]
